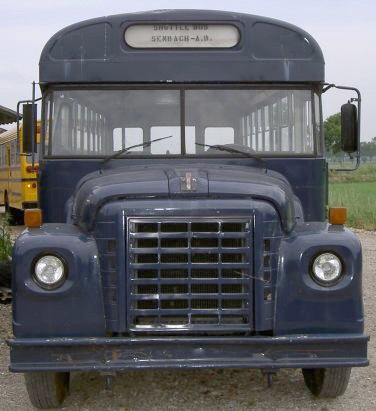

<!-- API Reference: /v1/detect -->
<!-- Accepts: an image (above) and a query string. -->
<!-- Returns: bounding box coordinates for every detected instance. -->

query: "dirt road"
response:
[1,230,375,410]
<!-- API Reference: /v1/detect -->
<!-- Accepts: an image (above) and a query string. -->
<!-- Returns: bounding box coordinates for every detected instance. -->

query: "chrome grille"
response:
[127,218,253,333]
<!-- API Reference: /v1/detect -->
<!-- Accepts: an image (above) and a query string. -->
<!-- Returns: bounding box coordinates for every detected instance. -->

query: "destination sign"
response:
[125,24,239,48]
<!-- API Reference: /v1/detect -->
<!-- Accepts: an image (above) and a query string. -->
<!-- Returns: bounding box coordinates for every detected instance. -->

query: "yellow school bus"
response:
[0,123,39,222]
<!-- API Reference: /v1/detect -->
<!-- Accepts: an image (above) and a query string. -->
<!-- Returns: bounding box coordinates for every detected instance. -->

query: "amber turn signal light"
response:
[329,207,347,225]
[24,208,42,228]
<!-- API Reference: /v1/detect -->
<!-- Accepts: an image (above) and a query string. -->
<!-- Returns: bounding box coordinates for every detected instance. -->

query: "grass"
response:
[329,164,376,230]
[329,163,376,183]
[0,213,12,262]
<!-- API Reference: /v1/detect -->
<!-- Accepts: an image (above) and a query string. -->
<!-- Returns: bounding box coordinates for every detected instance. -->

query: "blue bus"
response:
[9,10,367,408]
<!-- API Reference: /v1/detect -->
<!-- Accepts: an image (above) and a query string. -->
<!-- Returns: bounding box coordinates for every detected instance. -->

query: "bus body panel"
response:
[39,158,327,224]
[39,10,325,84]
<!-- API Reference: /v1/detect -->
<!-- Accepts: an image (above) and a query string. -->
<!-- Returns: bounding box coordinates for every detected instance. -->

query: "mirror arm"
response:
[322,83,361,171]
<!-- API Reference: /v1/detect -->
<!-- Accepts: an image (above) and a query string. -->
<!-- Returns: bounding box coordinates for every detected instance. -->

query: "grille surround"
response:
[127,217,253,333]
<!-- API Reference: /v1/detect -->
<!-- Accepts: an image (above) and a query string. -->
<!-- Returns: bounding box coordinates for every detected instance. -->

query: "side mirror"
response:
[341,102,358,153]
[22,103,37,153]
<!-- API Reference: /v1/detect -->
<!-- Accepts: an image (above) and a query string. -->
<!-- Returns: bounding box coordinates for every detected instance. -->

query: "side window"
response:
[51,95,108,156]
[251,112,257,150]
[74,103,81,151]
[9,142,13,165]
[52,103,71,154]
[11,141,16,165]
[245,115,251,148]
[16,138,20,163]
[304,99,313,153]
[264,107,270,151]
[247,92,307,154]
[9,143,13,165]
[60,105,71,151]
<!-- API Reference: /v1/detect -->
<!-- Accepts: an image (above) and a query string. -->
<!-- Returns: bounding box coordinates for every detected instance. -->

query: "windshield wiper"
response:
[195,143,267,168]
[102,135,173,164]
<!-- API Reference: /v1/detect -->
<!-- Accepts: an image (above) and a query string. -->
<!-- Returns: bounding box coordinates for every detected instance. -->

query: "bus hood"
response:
[71,164,296,233]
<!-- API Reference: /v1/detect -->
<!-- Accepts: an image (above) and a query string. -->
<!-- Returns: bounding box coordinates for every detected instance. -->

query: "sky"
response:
[1,0,375,141]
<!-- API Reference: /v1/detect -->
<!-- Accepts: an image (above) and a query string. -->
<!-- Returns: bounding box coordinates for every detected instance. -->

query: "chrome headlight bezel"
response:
[310,252,344,287]
[32,253,68,290]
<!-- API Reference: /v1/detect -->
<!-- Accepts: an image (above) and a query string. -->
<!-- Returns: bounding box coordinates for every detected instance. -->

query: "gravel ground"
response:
[1,230,375,410]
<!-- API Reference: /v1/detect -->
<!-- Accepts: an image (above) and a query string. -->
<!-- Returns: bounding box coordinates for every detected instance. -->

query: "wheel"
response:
[24,372,70,409]
[302,367,351,398]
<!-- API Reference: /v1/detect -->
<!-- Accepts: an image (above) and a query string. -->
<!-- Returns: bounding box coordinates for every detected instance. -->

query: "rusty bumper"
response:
[8,334,369,372]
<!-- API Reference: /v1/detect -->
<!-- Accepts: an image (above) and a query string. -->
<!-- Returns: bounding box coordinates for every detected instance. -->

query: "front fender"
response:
[275,223,363,335]
[12,224,105,338]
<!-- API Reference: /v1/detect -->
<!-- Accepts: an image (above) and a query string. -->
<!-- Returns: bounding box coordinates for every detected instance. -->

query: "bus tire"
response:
[25,372,70,409]
[302,367,351,398]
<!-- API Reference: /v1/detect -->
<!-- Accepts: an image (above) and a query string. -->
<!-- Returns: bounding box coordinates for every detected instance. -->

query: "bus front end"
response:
[8,10,368,408]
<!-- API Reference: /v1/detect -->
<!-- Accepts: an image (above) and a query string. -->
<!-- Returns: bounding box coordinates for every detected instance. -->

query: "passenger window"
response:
[60,105,71,151]
[11,141,17,165]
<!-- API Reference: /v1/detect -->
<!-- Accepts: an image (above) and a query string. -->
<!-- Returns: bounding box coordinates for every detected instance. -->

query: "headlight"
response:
[33,255,66,289]
[311,252,343,285]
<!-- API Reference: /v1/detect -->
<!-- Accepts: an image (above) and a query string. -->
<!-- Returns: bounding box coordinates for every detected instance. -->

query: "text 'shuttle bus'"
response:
[8,10,368,408]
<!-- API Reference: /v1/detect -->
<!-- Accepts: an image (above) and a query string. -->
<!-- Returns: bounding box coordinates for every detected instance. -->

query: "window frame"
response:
[41,83,323,159]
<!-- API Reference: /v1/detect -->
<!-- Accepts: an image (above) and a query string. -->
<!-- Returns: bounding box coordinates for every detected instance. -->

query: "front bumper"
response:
[8,334,369,372]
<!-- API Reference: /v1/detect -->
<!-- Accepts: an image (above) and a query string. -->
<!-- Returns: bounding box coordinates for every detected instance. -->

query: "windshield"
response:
[43,87,320,157]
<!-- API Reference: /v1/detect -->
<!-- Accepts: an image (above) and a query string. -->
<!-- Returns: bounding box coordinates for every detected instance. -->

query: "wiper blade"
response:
[195,143,266,167]
[102,135,173,164]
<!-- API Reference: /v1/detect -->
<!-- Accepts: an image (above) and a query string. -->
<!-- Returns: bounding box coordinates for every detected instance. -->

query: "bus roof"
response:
[40,9,324,85]
[0,126,17,144]
[0,121,40,145]
[0,105,20,125]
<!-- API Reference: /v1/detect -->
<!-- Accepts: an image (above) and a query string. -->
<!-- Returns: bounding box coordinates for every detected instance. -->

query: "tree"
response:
[360,137,376,160]
[324,113,342,154]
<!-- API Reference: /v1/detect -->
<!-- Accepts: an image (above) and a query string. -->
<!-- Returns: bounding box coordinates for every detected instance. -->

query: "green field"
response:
[329,164,376,230]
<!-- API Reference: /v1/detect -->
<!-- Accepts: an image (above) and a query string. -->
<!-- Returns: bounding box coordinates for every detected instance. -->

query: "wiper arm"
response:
[195,143,266,167]
[102,135,173,164]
